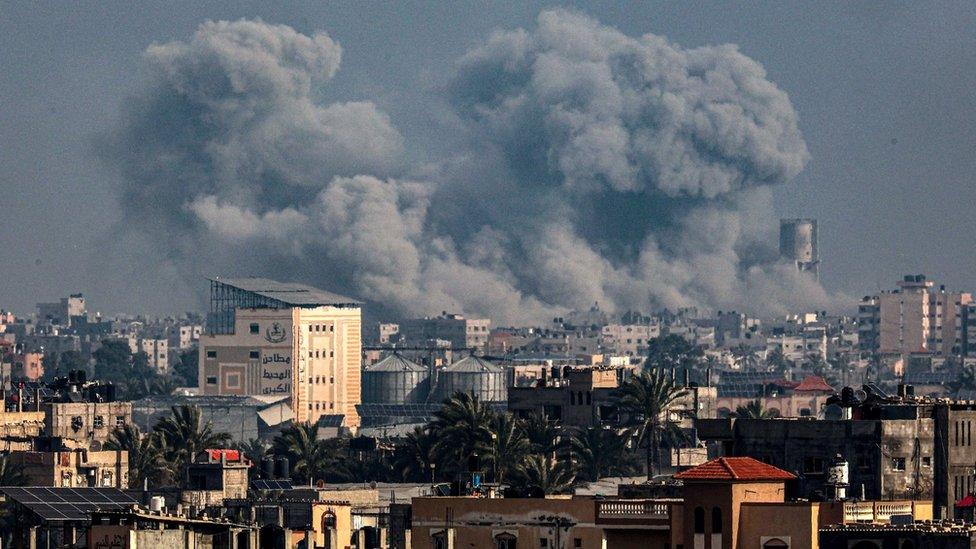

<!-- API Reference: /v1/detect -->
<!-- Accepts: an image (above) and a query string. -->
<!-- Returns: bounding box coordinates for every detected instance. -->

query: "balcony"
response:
[596,499,673,526]
[843,501,915,523]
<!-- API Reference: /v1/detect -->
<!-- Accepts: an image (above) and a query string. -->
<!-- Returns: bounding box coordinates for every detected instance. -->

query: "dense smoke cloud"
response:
[105,12,839,323]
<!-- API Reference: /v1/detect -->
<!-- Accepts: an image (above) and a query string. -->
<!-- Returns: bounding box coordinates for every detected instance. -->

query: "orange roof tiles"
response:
[793,375,834,393]
[674,457,796,481]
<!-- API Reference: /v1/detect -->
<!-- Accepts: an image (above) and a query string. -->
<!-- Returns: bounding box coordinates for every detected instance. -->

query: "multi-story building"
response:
[600,323,660,357]
[44,400,133,450]
[10,449,128,488]
[198,277,362,427]
[36,294,86,327]
[859,275,971,357]
[399,313,490,351]
[130,338,169,373]
[963,302,976,357]
[169,324,202,351]
[765,325,827,364]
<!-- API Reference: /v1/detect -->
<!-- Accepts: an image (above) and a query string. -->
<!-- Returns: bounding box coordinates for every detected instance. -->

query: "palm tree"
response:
[512,454,576,495]
[234,438,270,480]
[569,426,637,483]
[392,426,437,482]
[957,364,976,392]
[520,411,563,457]
[272,422,338,485]
[430,392,493,476]
[486,413,529,483]
[105,423,167,488]
[732,400,779,419]
[153,405,230,478]
[616,366,688,479]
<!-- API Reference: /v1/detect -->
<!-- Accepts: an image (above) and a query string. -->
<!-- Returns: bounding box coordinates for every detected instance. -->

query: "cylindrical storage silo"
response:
[362,354,430,404]
[434,356,507,403]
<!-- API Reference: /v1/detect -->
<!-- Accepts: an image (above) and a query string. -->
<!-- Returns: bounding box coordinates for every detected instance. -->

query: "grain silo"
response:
[434,355,507,403]
[362,354,430,404]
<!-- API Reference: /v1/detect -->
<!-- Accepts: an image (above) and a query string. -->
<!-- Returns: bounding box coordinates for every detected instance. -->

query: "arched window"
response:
[762,539,789,549]
[495,533,517,549]
[694,507,705,533]
[586,392,591,405]
[577,392,583,406]
[570,392,575,405]
[712,507,723,533]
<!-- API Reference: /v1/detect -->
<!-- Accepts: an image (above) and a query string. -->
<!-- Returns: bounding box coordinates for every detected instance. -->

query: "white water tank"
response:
[149,496,165,513]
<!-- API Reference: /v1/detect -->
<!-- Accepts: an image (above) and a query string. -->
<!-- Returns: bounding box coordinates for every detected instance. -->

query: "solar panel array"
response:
[0,487,138,522]
[251,479,293,490]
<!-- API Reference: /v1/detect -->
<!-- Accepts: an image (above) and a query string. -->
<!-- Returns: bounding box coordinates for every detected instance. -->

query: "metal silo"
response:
[434,355,507,403]
[362,354,430,404]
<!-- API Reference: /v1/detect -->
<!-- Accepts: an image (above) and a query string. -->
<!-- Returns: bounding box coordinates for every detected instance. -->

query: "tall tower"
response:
[779,218,819,279]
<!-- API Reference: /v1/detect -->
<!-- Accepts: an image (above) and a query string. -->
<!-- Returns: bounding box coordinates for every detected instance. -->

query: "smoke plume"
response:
[104,12,838,323]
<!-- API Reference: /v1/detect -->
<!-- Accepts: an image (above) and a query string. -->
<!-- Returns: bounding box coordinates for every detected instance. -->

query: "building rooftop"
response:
[443,355,504,373]
[211,277,360,308]
[366,354,426,373]
[793,375,835,393]
[674,457,796,482]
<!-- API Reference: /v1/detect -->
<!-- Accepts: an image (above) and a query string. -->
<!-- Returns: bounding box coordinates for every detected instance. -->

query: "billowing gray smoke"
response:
[104,11,839,324]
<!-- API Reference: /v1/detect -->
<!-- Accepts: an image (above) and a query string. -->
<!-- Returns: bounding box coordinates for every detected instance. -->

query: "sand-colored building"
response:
[10,449,128,488]
[199,278,362,427]
[411,457,932,549]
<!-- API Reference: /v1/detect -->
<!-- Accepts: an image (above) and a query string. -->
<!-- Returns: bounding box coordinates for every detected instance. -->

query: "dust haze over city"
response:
[4,3,976,548]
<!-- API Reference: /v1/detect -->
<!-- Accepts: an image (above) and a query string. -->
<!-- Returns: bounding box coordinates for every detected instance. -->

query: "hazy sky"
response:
[2,1,975,317]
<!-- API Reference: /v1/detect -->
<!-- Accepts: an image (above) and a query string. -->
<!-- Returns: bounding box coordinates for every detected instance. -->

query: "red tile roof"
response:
[793,375,834,393]
[674,457,795,482]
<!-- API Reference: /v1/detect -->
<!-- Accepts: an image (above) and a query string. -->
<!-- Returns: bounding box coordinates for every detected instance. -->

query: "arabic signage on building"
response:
[260,351,292,395]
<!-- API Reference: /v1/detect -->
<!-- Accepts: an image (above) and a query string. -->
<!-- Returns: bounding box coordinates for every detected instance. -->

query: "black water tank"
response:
[275,457,289,480]
[261,457,275,479]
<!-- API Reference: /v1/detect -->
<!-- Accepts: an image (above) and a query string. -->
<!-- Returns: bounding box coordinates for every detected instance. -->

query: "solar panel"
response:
[251,479,293,490]
[0,487,138,522]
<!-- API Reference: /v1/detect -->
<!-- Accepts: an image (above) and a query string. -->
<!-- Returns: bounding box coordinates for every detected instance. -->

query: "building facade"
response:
[198,278,362,427]
[399,313,490,350]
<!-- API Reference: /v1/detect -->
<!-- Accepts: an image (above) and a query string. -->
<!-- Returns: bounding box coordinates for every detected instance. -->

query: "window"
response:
[922,456,931,467]
[116,416,126,427]
[712,507,723,534]
[586,392,591,405]
[495,534,516,549]
[539,539,548,548]
[694,507,705,533]
[93,416,104,429]
[329,350,334,357]
[892,457,906,471]
[249,323,259,334]
[249,350,260,359]
[803,457,824,474]
[330,325,334,332]
[315,325,321,332]
[70,416,83,431]
[206,350,217,359]
[570,392,576,405]
[206,376,217,385]
[433,533,448,549]
[309,325,313,332]
[330,377,334,384]
[573,539,581,548]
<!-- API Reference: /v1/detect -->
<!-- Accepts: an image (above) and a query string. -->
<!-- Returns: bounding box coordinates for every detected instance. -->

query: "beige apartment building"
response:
[600,323,661,357]
[869,275,972,356]
[199,278,362,427]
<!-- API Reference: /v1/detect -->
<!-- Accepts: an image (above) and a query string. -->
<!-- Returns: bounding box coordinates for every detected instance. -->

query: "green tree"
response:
[153,405,230,479]
[644,335,704,371]
[766,347,791,373]
[392,426,437,482]
[569,426,637,482]
[430,392,493,476]
[511,454,576,495]
[105,423,167,488]
[732,399,779,419]
[173,348,199,387]
[519,411,562,457]
[486,413,529,483]
[957,364,976,392]
[93,339,133,381]
[616,366,688,479]
[272,422,340,484]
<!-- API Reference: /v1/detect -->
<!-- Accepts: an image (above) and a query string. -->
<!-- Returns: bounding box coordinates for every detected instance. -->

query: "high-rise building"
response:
[779,218,819,279]
[198,278,362,427]
[860,275,971,356]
